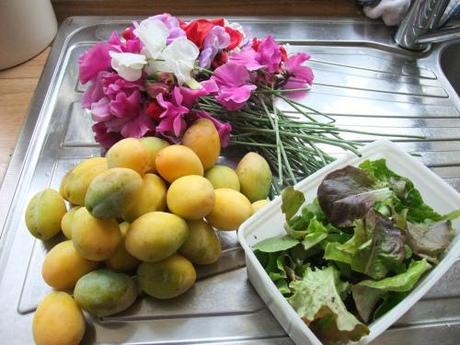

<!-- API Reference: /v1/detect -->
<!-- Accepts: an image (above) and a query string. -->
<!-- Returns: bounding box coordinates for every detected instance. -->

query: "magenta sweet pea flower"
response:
[92,122,123,149]
[156,87,190,141]
[283,52,314,98]
[79,43,111,84]
[228,47,263,71]
[229,36,282,74]
[211,62,256,111]
[256,36,282,73]
[108,31,142,54]
[84,71,155,147]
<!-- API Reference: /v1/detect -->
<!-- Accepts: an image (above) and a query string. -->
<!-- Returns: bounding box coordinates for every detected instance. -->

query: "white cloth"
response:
[363,0,411,26]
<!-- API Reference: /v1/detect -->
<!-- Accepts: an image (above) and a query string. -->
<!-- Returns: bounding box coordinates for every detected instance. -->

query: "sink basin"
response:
[1,17,460,345]
[441,41,460,96]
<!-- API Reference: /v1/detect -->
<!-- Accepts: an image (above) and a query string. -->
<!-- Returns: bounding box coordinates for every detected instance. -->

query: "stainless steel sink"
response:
[1,17,460,345]
[441,41,460,96]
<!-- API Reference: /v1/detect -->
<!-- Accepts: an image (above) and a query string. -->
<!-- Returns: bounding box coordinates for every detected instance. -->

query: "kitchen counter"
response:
[0,48,50,183]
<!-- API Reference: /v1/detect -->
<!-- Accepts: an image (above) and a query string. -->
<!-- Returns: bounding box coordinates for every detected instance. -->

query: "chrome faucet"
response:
[395,0,460,50]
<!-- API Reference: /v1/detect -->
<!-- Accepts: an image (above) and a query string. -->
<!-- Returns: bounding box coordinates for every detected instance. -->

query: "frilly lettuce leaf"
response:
[288,266,369,343]
[359,159,442,223]
[352,259,432,322]
[317,165,392,227]
[325,210,406,280]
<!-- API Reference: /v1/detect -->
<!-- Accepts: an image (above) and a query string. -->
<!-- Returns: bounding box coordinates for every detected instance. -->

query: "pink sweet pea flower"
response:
[256,36,282,73]
[283,52,314,98]
[79,43,111,84]
[108,31,142,54]
[229,47,263,71]
[211,62,256,111]
[229,36,282,73]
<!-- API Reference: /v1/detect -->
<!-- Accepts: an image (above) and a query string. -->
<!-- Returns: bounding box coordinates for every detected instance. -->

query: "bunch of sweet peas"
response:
[79,13,314,150]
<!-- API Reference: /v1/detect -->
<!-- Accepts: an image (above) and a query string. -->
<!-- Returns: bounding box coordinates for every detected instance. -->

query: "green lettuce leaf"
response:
[288,266,369,343]
[324,210,406,279]
[301,217,329,251]
[281,186,305,221]
[359,159,442,223]
[253,235,299,253]
[352,259,432,321]
[357,259,432,292]
[286,198,326,239]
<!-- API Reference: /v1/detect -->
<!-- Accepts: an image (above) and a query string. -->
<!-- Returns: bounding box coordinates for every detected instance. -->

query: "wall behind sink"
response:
[51,0,362,22]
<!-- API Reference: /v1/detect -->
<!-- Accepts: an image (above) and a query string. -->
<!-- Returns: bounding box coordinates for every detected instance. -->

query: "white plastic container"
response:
[238,140,460,345]
[0,0,57,70]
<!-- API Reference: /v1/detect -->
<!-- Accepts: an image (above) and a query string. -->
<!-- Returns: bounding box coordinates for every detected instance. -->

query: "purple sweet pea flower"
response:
[283,52,314,99]
[79,43,111,84]
[211,62,256,111]
[151,13,186,43]
[199,26,230,68]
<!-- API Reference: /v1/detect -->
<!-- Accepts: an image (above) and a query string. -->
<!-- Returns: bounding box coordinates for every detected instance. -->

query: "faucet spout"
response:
[394,0,454,50]
[416,25,460,44]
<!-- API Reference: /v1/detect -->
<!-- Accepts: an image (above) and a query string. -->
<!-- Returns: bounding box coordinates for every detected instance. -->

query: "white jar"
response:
[0,0,57,70]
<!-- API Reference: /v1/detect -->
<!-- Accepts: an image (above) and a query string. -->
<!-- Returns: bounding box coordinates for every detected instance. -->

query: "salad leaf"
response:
[253,235,299,253]
[286,198,326,239]
[317,165,392,227]
[362,211,406,279]
[406,220,454,259]
[373,292,408,320]
[281,186,305,221]
[288,266,369,343]
[352,259,431,322]
[324,210,405,279]
[359,159,442,223]
[324,218,371,266]
[301,217,329,251]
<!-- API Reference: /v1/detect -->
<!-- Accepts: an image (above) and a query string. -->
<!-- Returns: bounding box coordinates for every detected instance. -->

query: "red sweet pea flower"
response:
[225,27,243,50]
[211,51,229,69]
[182,18,225,49]
[280,46,288,62]
[146,100,163,120]
[252,38,261,51]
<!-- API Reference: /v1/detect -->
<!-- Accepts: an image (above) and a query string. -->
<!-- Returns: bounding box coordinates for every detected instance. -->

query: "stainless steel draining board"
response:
[1,17,460,345]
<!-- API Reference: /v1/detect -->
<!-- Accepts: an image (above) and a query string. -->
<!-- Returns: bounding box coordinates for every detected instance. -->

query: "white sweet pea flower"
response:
[109,51,147,81]
[134,18,169,59]
[153,37,200,85]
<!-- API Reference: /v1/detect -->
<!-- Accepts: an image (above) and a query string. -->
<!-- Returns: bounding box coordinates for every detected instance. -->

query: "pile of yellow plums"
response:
[25,119,272,345]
